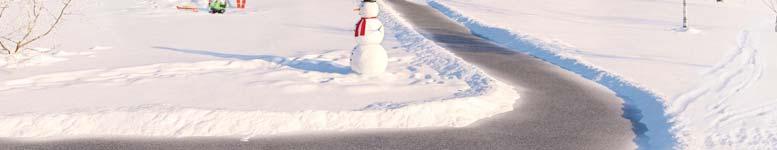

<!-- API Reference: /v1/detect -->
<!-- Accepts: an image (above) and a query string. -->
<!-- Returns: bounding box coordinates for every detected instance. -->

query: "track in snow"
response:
[668,29,774,148]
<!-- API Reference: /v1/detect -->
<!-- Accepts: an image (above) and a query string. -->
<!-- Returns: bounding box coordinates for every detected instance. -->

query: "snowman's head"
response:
[359,2,380,18]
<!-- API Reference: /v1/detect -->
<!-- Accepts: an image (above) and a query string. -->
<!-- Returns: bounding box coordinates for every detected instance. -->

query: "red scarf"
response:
[355,17,378,37]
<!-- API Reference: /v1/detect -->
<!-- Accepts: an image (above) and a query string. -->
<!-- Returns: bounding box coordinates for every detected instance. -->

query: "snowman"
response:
[351,0,388,75]
[354,0,384,45]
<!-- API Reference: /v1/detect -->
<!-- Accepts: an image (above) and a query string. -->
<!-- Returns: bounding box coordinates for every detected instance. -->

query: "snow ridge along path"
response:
[4,0,636,149]
[0,0,519,139]
[0,42,518,139]
[426,0,676,149]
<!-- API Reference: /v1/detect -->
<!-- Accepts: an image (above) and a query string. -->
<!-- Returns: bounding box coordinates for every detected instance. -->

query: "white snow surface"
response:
[427,0,777,149]
[0,0,518,139]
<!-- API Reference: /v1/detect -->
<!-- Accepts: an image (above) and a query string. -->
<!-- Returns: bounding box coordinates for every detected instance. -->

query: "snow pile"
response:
[0,90,515,139]
[0,52,516,139]
[0,0,517,139]
[427,0,777,149]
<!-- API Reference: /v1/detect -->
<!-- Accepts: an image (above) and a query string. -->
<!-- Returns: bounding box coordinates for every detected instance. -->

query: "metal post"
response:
[683,0,688,29]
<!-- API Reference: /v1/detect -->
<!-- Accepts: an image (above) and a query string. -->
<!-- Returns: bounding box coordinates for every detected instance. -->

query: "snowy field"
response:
[427,0,777,149]
[0,0,517,139]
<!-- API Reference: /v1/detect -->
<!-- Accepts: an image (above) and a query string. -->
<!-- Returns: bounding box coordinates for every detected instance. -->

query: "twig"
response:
[765,0,777,32]
[0,40,9,54]
[0,0,72,54]
[0,1,8,54]
[15,0,71,53]
[0,1,8,20]
[764,0,777,13]
[14,0,42,53]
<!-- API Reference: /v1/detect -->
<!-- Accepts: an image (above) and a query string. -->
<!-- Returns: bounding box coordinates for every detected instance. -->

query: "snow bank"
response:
[426,1,674,149]
[0,0,518,139]
[427,0,777,149]
[0,88,515,139]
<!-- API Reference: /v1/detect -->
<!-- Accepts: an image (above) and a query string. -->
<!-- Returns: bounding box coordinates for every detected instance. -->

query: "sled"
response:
[176,6,198,12]
[176,3,199,12]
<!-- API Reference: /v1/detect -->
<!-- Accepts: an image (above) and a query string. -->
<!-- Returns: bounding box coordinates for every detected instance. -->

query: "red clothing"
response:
[237,0,246,8]
[354,17,377,37]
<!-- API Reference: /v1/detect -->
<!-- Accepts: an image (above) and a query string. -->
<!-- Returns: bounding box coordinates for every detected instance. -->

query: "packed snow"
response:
[427,0,777,149]
[0,0,518,139]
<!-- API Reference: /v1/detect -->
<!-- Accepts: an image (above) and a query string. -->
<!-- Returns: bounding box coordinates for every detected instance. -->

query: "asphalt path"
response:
[0,0,637,149]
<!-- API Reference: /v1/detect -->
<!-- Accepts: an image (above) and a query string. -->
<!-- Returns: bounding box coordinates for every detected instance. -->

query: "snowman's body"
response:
[351,45,388,75]
[351,1,388,75]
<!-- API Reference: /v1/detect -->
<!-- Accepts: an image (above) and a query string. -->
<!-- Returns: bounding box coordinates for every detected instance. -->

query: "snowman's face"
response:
[359,2,380,17]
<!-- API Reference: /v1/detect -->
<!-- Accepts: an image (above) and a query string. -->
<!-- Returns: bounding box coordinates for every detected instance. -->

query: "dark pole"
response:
[683,0,688,29]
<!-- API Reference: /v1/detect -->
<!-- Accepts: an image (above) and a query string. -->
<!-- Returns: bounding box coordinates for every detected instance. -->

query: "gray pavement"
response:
[0,0,637,149]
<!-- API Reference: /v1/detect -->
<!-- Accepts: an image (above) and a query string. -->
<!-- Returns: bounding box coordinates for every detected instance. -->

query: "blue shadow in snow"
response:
[428,1,677,150]
[154,46,351,75]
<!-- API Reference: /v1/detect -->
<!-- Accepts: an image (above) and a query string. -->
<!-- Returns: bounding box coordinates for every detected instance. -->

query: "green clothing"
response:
[210,1,226,11]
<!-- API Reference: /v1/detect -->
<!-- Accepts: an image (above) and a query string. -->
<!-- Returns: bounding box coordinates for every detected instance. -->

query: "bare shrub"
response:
[765,0,777,32]
[0,0,73,55]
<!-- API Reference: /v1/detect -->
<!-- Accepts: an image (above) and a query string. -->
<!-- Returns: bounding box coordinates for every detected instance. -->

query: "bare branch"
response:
[0,0,74,55]
[1,24,26,38]
[15,0,43,53]
[0,36,13,42]
[0,1,10,40]
[0,0,12,54]
[15,0,72,53]
[0,0,8,20]
[0,40,9,54]
[765,0,777,12]
[764,0,777,32]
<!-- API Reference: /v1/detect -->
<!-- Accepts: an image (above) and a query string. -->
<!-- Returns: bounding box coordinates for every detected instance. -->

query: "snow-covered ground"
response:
[0,0,517,139]
[427,0,777,149]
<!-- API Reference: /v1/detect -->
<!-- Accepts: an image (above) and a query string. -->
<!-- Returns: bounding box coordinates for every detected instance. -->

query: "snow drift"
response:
[0,0,518,139]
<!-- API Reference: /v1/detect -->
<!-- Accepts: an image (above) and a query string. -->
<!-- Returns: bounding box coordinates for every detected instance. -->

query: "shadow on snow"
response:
[154,46,351,75]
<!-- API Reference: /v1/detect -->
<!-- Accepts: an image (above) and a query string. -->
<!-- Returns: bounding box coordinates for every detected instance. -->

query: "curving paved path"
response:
[0,0,636,149]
